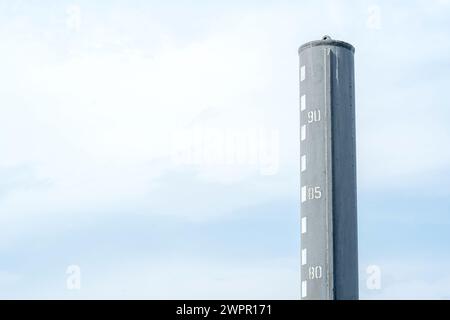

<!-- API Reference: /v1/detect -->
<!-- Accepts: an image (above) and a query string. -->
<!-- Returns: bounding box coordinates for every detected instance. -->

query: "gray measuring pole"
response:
[299,36,358,300]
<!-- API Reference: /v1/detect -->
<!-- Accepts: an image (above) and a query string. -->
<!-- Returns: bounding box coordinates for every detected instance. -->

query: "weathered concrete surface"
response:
[299,36,358,300]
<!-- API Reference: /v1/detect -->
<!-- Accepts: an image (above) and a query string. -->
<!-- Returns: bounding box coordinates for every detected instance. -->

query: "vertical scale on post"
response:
[299,36,359,300]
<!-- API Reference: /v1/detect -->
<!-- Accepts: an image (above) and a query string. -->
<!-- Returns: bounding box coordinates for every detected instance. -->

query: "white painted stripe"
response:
[301,155,306,172]
[301,186,306,203]
[301,249,307,266]
[301,217,307,234]
[300,94,306,111]
[301,281,307,298]
[301,125,306,141]
[300,66,306,82]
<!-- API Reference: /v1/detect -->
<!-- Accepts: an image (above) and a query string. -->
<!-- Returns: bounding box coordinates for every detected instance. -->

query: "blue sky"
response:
[0,0,450,299]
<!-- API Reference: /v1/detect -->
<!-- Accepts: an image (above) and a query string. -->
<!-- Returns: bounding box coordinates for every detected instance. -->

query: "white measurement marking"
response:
[301,281,307,298]
[306,186,322,200]
[301,125,306,141]
[301,186,307,203]
[308,265,323,280]
[301,95,306,111]
[307,110,321,123]
[301,217,307,234]
[300,66,306,82]
[301,155,306,172]
[301,249,307,266]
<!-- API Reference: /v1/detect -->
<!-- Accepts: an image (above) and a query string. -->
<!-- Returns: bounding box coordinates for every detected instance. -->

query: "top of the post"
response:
[298,35,355,54]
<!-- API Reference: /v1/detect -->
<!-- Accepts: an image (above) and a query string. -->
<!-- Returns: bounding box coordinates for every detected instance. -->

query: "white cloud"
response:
[0,4,306,237]
[3,257,299,299]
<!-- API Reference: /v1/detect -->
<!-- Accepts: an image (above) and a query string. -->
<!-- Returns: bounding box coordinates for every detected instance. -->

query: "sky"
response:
[0,0,450,299]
